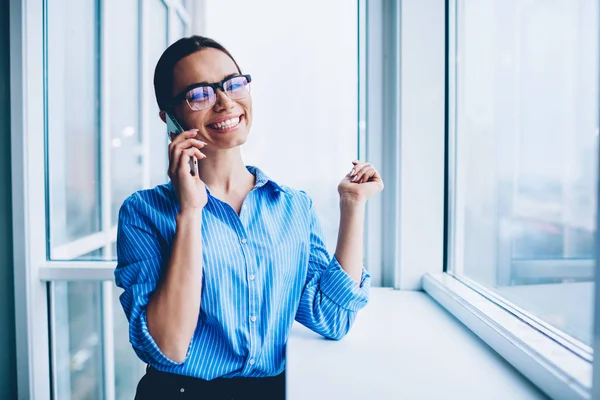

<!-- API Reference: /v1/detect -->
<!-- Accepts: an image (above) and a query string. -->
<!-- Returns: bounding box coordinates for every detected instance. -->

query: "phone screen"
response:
[166,112,185,137]
[166,112,198,176]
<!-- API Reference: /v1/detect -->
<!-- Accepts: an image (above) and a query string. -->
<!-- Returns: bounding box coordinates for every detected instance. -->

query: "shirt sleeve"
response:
[294,195,371,340]
[114,194,194,368]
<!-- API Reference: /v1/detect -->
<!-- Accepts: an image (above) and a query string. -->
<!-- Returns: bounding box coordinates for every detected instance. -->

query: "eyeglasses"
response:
[170,74,252,111]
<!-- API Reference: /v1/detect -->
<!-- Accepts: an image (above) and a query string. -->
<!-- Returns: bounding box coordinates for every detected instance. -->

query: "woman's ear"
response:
[159,110,166,123]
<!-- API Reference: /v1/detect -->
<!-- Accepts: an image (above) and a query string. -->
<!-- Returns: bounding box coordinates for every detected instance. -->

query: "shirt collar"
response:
[246,165,291,195]
[166,165,291,196]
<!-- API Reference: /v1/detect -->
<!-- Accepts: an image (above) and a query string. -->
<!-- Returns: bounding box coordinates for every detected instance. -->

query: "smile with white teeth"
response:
[209,116,241,130]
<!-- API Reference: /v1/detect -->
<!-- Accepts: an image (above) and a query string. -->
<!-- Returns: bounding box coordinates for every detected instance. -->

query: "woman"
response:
[115,36,384,400]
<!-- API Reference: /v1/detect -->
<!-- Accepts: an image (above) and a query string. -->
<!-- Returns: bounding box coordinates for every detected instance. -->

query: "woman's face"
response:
[171,48,252,151]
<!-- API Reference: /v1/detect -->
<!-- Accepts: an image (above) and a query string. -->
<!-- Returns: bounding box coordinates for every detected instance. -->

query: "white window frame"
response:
[359,0,446,289]
[361,1,600,399]
[10,0,194,398]
[11,1,50,398]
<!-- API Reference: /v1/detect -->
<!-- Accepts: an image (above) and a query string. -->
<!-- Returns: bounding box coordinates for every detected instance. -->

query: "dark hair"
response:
[153,35,242,111]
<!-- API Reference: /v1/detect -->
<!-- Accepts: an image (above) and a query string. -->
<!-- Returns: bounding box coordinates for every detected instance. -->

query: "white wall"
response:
[203,0,358,252]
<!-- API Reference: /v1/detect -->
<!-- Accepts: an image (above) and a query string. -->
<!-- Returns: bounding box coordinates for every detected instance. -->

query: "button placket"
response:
[237,216,259,372]
[248,275,259,371]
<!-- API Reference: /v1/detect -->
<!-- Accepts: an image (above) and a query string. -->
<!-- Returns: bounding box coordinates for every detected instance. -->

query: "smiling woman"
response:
[165,49,252,152]
[113,35,383,399]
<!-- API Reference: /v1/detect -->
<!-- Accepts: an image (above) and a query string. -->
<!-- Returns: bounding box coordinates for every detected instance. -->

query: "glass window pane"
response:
[109,0,143,226]
[52,281,146,400]
[114,285,145,399]
[204,0,358,251]
[53,281,104,400]
[148,0,170,188]
[75,247,104,261]
[452,0,598,345]
[47,0,101,250]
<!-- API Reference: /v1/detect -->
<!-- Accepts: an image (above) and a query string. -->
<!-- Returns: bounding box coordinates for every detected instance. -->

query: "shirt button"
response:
[241,238,247,244]
[249,274,255,281]
[250,315,257,322]
[249,359,255,365]
[243,204,248,209]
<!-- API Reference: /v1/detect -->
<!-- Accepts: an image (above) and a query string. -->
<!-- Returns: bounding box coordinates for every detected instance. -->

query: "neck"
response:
[197,147,254,194]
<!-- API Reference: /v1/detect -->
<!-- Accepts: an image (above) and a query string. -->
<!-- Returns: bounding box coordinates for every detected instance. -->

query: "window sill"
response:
[422,273,591,400]
[286,287,548,400]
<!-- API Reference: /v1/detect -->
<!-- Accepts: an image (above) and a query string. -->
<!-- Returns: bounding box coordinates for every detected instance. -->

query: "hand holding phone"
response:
[166,114,208,211]
[166,112,199,176]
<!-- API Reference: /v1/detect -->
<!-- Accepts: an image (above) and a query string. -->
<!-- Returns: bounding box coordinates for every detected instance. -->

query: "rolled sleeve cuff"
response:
[134,309,192,368]
[319,255,371,312]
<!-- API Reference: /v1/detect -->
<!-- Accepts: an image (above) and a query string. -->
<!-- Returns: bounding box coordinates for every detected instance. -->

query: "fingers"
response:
[350,160,370,174]
[168,131,207,179]
[353,167,375,184]
[350,161,372,182]
[168,130,205,159]
[177,147,205,178]
[169,138,206,166]
[170,144,204,178]
[169,128,198,144]
[349,160,383,185]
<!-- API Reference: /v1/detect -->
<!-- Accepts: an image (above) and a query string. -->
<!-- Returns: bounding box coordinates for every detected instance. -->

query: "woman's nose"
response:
[212,89,235,111]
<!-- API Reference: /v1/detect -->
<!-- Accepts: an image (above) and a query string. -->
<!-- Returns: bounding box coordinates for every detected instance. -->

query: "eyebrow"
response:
[196,73,239,85]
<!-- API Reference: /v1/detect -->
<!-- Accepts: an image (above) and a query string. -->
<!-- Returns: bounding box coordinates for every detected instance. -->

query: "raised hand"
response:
[337,160,384,203]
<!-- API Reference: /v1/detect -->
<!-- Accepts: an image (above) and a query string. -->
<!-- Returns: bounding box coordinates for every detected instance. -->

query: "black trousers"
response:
[134,366,286,400]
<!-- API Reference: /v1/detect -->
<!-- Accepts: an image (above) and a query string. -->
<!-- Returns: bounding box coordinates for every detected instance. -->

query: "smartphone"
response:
[166,112,199,176]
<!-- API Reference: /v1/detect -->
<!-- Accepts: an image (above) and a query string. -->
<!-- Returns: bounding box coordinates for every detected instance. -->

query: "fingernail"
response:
[352,176,357,182]
[351,169,355,175]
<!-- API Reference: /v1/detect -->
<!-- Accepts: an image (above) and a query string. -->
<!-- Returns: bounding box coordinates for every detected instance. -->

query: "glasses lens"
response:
[224,76,250,99]
[186,86,215,110]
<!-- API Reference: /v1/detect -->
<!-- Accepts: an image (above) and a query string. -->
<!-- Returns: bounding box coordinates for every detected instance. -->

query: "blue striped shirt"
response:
[114,166,370,379]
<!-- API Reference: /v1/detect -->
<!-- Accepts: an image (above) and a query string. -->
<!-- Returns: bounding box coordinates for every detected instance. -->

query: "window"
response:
[147,0,170,189]
[449,0,598,349]
[52,281,104,400]
[426,0,600,398]
[47,0,101,254]
[108,0,143,227]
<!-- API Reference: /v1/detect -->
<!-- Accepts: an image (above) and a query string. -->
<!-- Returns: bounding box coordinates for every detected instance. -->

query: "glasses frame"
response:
[169,74,253,111]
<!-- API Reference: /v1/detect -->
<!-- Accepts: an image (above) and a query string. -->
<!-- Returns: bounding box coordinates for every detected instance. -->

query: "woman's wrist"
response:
[177,208,204,225]
[339,194,367,208]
